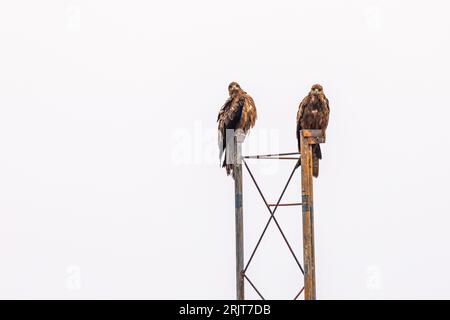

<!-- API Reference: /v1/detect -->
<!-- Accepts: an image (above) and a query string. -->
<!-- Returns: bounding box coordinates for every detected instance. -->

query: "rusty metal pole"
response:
[300,129,324,300]
[234,130,245,300]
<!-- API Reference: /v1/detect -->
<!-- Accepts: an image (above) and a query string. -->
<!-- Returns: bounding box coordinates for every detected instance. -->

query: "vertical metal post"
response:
[234,131,245,300]
[300,130,317,300]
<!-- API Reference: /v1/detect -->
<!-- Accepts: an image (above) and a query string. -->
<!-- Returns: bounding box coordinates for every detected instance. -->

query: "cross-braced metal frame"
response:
[242,154,304,300]
[232,130,325,300]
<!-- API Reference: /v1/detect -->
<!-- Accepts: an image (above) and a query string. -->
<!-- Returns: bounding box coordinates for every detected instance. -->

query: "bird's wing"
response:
[297,95,309,123]
[217,97,232,123]
[324,95,330,113]
[218,96,245,162]
[240,94,257,133]
[217,98,232,162]
[296,97,308,151]
[322,95,330,130]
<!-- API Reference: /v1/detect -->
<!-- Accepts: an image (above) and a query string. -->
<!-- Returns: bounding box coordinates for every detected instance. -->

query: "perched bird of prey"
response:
[296,84,330,177]
[217,82,257,177]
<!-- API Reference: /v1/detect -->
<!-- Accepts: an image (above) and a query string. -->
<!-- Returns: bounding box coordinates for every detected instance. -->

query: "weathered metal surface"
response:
[302,129,324,138]
[307,137,326,145]
[234,133,245,300]
[300,129,325,300]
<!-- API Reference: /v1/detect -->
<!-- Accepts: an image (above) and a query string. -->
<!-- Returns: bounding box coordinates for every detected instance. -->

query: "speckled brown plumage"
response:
[296,84,330,177]
[217,82,257,177]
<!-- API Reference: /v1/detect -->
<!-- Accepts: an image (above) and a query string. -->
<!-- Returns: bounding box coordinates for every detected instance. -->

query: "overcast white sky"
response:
[0,0,450,299]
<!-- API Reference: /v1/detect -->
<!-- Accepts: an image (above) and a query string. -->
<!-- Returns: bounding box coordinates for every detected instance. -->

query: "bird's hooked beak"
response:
[313,88,320,94]
[229,85,240,95]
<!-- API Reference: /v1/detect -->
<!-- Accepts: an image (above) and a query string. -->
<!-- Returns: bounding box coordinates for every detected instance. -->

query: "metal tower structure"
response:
[232,129,325,300]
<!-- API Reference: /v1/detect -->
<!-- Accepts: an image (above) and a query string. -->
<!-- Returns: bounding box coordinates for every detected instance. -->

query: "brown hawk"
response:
[296,84,330,177]
[217,82,257,177]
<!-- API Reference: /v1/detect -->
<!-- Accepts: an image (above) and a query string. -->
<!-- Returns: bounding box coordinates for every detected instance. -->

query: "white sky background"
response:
[0,0,449,299]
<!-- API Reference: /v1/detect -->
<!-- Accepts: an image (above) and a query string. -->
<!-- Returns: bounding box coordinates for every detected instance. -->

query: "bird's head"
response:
[310,84,324,96]
[228,82,242,96]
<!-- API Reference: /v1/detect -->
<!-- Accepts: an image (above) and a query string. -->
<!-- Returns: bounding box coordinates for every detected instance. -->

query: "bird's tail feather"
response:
[222,146,235,178]
[222,156,234,177]
[312,144,321,178]
[313,156,319,178]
